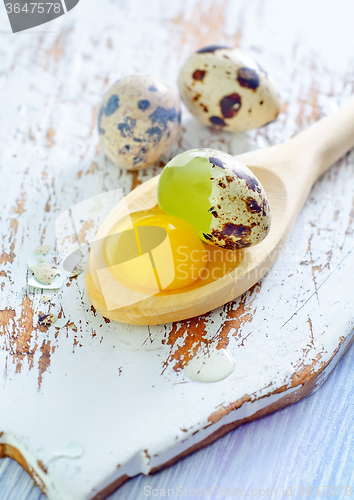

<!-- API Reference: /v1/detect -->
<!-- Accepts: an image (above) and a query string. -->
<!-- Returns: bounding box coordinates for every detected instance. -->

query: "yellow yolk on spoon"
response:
[103,207,242,295]
[104,209,209,293]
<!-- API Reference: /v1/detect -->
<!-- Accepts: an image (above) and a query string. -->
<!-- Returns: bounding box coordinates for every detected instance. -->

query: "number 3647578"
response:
[5,3,62,14]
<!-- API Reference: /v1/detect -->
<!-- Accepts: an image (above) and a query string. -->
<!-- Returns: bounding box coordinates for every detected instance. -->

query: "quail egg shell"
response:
[178,46,281,132]
[157,148,271,249]
[98,75,181,170]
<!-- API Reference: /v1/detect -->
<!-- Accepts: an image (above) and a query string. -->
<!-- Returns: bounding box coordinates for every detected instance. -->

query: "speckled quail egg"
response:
[157,148,271,249]
[178,45,281,132]
[98,75,181,170]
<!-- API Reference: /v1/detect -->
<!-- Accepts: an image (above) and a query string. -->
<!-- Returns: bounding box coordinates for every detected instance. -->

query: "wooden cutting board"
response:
[1,198,354,500]
[1,0,354,498]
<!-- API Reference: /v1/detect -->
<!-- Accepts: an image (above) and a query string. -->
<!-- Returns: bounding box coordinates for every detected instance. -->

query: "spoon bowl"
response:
[86,99,354,324]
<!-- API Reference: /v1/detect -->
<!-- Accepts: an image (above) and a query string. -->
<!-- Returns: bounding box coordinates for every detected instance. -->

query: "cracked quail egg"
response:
[178,45,281,132]
[98,75,181,170]
[157,148,271,249]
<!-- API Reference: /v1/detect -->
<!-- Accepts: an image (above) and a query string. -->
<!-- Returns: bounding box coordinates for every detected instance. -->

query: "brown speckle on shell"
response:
[208,157,225,169]
[262,198,270,216]
[220,93,242,118]
[223,223,254,237]
[209,116,227,127]
[196,45,232,53]
[245,197,262,214]
[119,144,130,154]
[237,67,260,90]
[192,69,206,81]
[210,222,255,249]
[232,168,261,193]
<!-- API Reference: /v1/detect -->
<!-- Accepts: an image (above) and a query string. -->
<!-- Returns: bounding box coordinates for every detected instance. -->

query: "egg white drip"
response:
[183,346,235,383]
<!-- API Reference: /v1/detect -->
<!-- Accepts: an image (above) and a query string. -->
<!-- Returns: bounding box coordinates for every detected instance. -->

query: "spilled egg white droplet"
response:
[183,347,235,383]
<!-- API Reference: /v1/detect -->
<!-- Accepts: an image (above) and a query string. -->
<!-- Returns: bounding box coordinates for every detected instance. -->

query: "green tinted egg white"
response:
[158,149,271,249]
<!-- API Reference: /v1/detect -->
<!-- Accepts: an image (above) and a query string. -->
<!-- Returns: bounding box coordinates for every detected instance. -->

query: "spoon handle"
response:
[289,97,354,182]
[236,98,354,187]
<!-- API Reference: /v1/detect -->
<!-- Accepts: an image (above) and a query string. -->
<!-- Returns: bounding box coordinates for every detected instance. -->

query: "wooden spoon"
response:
[86,99,354,325]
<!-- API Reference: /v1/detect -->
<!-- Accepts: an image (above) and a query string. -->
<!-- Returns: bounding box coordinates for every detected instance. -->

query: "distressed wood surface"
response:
[2,343,354,500]
[1,0,354,498]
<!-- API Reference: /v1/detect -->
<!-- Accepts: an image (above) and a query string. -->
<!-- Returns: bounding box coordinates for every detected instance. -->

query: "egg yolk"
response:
[103,210,208,293]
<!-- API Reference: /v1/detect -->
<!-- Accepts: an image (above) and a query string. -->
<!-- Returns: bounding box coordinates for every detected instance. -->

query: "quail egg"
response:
[178,46,281,132]
[98,75,181,170]
[157,148,271,249]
